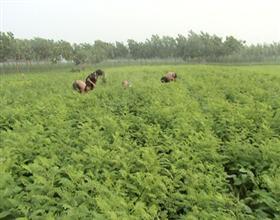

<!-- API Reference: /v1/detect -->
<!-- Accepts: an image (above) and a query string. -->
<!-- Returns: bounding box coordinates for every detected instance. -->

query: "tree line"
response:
[1,31,280,65]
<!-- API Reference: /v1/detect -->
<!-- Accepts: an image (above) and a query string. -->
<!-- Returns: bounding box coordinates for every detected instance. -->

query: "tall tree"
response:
[114,41,129,58]
[0,32,15,62]
[223,36,245,55]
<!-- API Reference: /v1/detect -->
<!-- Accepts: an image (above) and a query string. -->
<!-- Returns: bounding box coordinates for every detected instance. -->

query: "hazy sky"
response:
[1,0,280,44]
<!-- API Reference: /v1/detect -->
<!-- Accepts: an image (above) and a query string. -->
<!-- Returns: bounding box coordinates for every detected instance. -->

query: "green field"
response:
[0,65,280,219]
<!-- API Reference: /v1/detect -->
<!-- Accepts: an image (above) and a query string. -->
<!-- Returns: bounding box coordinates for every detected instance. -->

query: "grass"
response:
[0,65,280,219]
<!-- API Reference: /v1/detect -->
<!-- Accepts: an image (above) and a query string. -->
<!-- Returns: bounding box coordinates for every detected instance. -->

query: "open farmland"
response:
[0,65,280,219]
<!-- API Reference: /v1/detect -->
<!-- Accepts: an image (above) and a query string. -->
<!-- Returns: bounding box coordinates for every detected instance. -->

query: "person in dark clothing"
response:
[72,69,104,93]
[85,69,105,90]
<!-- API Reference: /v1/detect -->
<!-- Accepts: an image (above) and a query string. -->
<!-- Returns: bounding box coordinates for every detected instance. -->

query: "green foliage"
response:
[0,32,15,62]
[0,65,279,219]
[1,31,280,73]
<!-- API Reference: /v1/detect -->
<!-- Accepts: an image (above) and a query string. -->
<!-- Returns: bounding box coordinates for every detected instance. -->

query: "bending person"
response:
[85,69,105,90]
[72,80,95,93]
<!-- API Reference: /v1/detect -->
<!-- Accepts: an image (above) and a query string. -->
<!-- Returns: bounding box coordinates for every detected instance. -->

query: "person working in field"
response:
[72,69,105,93]
[72,80,93,93]
[161,71,177,83]
[122,80,132,89]
[84,69,105,90]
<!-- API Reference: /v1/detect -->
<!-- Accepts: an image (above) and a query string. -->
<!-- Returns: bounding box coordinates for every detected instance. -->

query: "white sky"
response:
[1,0,280,44]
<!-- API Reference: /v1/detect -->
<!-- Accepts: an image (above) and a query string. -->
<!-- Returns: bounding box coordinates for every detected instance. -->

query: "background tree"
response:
[127,39,141,59]
[0,32,15,62]
[1,31,280,68]
[91,40,115,63]
[223,36,245,55]
[30,38,54,61]
[114,41,129,58]
[57,40,73,61]
[72,44,88,65]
